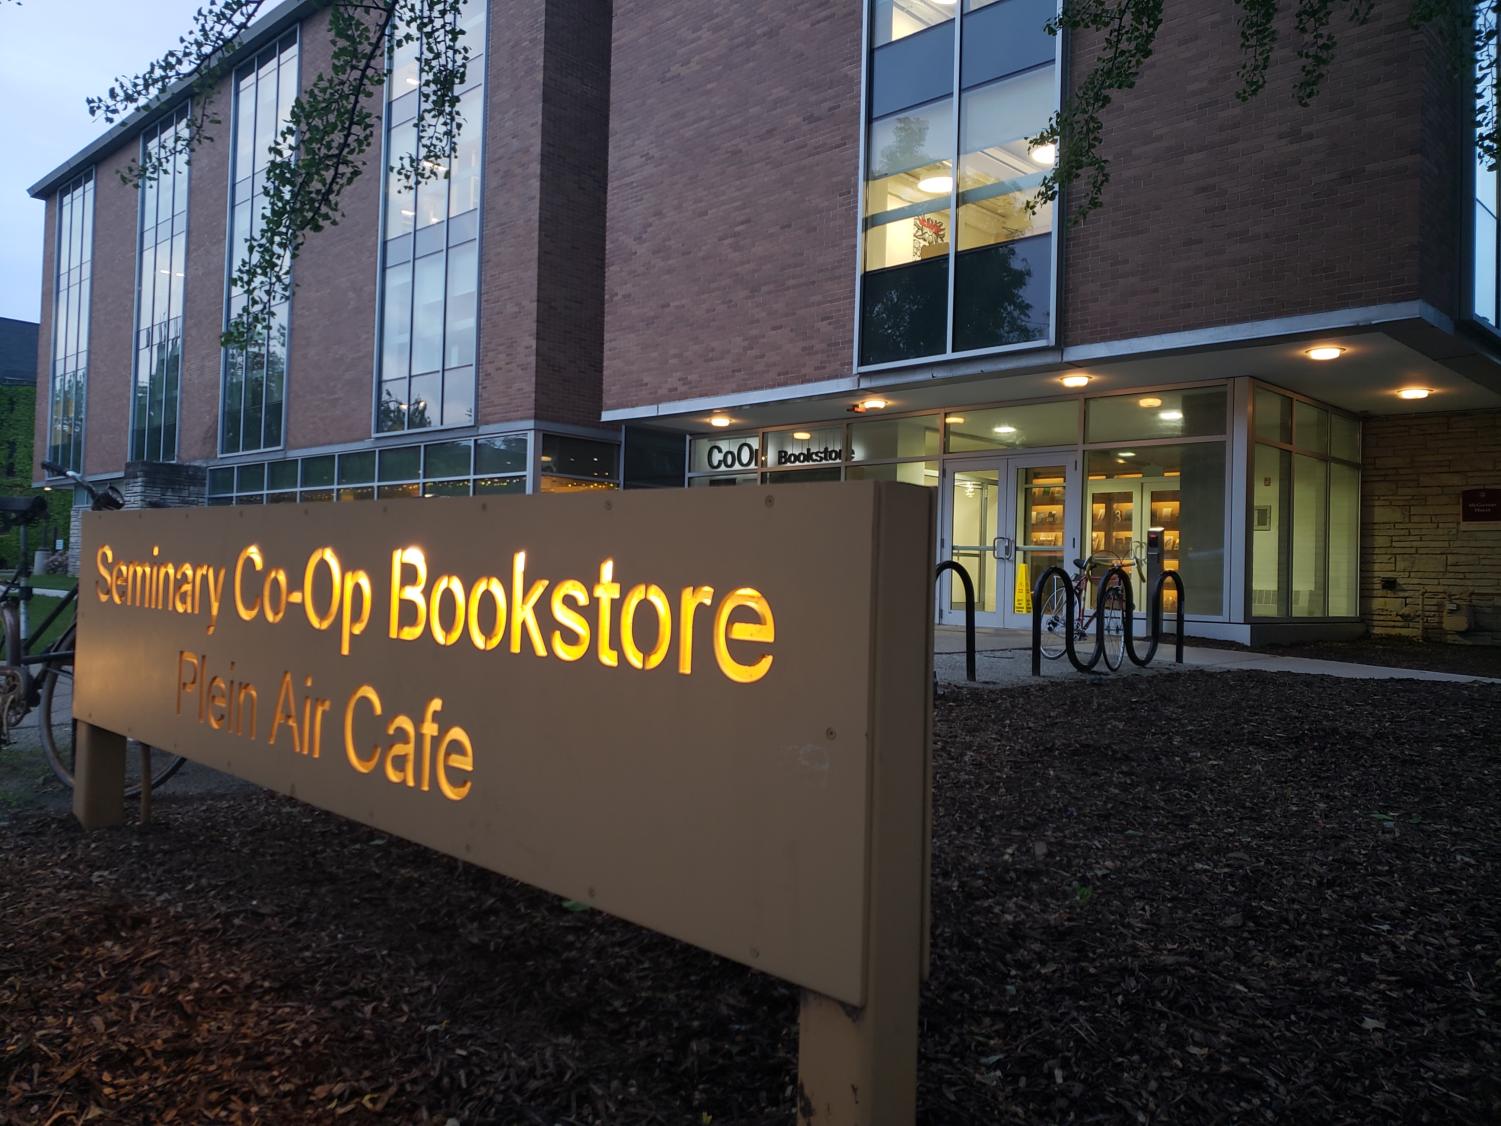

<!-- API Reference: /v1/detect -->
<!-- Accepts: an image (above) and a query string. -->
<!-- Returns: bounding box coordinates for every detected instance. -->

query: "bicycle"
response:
[1034,552,1132,671]
[0,461,186,795]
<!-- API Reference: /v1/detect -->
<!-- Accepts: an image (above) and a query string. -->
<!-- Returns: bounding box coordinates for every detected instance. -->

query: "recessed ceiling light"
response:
[1305,345,1345,361]
[1060,374,1091,389]
[944,415,965,424]
[993,425,1017,434]
[709,415,732,428]
[916,174,954,194]
[1117,451,1136,458]
[1159,410,1183,422]
[1029,142,1057,167]
[792,430,812,440]
[1138,397,1163,408]
[1396,387,1432,400]
[860,397,889,411]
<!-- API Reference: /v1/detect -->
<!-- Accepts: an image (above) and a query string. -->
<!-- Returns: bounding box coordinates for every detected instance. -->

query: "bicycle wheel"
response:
[0,602,28,736]
[1037,572,1071,660]
[38,626,186,796]
[1101,578,1127,671]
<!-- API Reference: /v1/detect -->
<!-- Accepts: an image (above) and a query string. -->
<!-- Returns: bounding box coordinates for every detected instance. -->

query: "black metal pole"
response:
[935,561,977,683]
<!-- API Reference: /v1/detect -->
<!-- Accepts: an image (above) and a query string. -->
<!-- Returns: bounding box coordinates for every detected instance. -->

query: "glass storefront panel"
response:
[949,467,998,612]
[849,416,939,461]
[689,473,758,488]
[1085,444,1225,617]
[846,461,938,485]
[1291,454,1328,617]
[1328,461,1360,617]
[1330,413,1360,463]
[1252,444,1289,617]
[764,426,846,471]
[1254,388,1292,444]
[945,399,1077,452]
[760,467,843,485]
[1293,400,1328,454]
[689,433,759,475]
[1086,386,1227,443]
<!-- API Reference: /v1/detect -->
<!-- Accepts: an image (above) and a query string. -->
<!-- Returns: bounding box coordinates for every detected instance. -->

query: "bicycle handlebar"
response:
[40,460,124,511]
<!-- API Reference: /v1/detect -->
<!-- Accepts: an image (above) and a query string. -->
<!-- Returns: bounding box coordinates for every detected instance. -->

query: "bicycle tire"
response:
[1101,580,1127,672]
[1038,572,1070,660]
[38,625,186,796]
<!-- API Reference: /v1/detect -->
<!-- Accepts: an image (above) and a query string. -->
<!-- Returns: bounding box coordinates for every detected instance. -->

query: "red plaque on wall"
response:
[1460,487,1501,528]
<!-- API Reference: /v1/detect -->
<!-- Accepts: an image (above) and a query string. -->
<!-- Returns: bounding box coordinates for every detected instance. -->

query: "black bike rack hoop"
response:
[935,561,977,683]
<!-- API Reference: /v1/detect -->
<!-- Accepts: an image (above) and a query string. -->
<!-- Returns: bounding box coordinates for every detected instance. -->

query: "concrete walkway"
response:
[934,626,1501,687]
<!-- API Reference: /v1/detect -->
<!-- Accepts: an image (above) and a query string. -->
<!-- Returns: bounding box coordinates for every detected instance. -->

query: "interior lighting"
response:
[1159,409,1184,422]
[993,425,1017,434]
[1029,142,1057,167]
[860,397,889,411]
[709,414,732,428]
[1060,374,1091,389]
[792,431,812,440]
[1396,387,1432,400]
[916,174,955,194]
[1117,451,1136,458]
[944,415,966,424]
[1138,397,1163,408]
[1305,345,1345,361]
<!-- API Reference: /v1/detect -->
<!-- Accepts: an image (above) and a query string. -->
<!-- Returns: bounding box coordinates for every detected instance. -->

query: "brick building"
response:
[29,0,1501,642]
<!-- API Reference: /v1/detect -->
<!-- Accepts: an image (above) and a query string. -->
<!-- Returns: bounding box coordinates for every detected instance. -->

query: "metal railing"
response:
[935,561,976,682]
[1031,566,1185,675]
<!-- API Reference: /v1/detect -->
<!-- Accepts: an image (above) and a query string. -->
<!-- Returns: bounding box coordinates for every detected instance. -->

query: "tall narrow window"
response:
[376,0,485,433]
[1474,1,1499,327]
[223,31,298,454]
[860,0,1057,366]
[132,106,190,462]
[48,170,94,474]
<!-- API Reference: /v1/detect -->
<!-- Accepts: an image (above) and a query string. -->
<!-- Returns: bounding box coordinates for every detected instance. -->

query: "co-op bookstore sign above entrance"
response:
[76,483,934,1008]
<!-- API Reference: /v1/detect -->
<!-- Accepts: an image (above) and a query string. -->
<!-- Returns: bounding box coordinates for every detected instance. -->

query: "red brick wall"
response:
[1361,409,1501,642]
[532,0,613,427]
[1062,3,1437,344]
[82,147,139,477]
[603,0,862,414]
[281,7,382,451]
[474,0,546,425]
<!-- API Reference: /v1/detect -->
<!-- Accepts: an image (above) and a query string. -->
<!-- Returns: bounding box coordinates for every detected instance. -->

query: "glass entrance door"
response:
[1084,475,1181,614]
[942,454,1078,630]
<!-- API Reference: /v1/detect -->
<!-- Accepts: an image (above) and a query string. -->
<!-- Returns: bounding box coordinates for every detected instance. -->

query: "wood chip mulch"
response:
[2,670,1498,1124]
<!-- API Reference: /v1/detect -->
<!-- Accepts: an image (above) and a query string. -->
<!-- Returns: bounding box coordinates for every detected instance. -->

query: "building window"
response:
[376,0,485,434]
[223,31,298,455]
[1250,386,1360,619]
[1475,1,1499,328]
[131,106,191,462]
[860,0,1058,366]
[48,170,94,474]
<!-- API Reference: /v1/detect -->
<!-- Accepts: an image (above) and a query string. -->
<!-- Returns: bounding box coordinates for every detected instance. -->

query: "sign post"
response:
[73,482,933,1121]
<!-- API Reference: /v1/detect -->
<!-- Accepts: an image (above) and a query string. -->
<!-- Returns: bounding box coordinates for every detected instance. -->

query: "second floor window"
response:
[131,106,190,462]
[223,30,299,454]
[376,0,485,434]
[49,170,94,474]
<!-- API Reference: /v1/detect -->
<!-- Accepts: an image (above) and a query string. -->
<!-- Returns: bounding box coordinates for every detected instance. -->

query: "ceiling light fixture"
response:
[1305,345,1345,361]
[1060,374,1091,389]
[916,174,954,194]
[944,415,966,424]
[1138,396,1163,408]
[792,430,812,440]
[1396,387,1432,400]
[1117,451,1136,458]
[709,414,732,428]
[1029,142,1057,167]
[993,425,1017,434]
[1159,409,1183,422]
[860,397,889,411]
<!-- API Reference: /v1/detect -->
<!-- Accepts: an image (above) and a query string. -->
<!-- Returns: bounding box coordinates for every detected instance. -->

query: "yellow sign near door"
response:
[1014,561,1032,614]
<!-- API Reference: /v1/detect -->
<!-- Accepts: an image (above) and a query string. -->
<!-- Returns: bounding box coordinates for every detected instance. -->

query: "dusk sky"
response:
[1,0,203,322]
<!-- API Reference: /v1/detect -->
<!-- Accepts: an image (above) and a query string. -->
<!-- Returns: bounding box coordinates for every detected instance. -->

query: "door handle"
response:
[992,536,1013,561]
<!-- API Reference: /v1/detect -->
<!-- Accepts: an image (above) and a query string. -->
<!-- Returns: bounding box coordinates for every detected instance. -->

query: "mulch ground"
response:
[2,670,1499,1124]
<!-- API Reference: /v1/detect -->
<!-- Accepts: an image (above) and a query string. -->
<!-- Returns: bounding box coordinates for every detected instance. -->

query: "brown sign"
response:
[1460,487,1501,527]
[75,483,934,1008]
